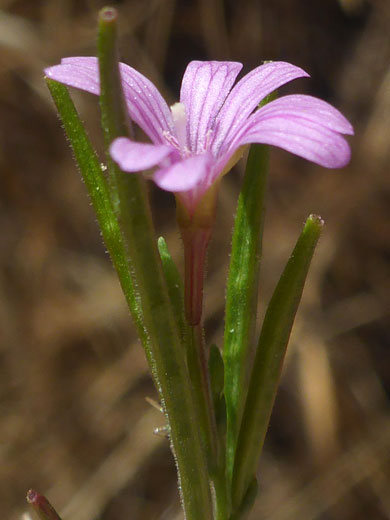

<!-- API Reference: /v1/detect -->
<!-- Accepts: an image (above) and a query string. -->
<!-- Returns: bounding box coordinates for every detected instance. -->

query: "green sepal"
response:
[231,215,324,510]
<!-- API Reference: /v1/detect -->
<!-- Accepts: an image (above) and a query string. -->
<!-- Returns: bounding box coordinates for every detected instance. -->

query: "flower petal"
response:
[254,95,354,135]
[110,137,172,171]
[211,61,309,156]
[234,98,352,168]
[153,154,212,192]
[45,60,100,94]
[180,61,243,153]
[45,57,175,144]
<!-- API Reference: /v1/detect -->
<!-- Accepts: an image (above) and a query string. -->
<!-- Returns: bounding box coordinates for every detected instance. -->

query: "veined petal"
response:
[119,62,176,144]
[180,61,243,153]
[211,61,309,156]
[45,60,100,94]
[45,57,175,144]
[254,95,354,135]
[110,137,172,171]
[235,109,351,168]
[153,153,212,192]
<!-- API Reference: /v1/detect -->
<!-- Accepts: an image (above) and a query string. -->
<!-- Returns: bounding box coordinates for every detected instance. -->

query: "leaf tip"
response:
[99,6,118,23]
[26,489,38,505]
[308,213,325,227]
[305,214,325,237]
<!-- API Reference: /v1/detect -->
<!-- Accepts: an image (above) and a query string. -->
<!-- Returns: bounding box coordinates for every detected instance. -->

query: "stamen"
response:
[204,129,213,152]
[162,130,179,149]
[170,102,188,151]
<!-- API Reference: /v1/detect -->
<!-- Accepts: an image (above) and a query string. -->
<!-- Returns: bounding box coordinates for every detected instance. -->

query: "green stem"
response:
[231,215,324,511]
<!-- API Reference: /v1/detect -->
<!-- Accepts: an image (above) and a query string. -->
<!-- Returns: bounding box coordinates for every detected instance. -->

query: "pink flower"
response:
[45,58,353,217]
[45,58,353,325]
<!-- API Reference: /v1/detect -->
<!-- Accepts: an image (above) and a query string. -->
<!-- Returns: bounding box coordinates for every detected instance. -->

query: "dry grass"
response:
[0,0,389,519]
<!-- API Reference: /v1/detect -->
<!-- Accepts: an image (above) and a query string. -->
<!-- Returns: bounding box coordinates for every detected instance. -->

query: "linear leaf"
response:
[157,236,188,343]
[97,10,213,518]
[232,214,324,510]
[223,143,269,480]
[46,78,147,346]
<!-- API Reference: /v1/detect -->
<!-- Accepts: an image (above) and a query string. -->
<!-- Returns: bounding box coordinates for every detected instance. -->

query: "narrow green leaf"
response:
[48,83,212,519]
[223,143,269,480]
[158,233,219,484]
[229,478,258,520]
[45,79,147,347]
[27,490,62,520]
[209,343,226,449]
[187,323,219,470]
[98,7,130,139]
[158,239,219,478]
[224,93,277,484]
[97,11,213,518]
[157,236,188,343]
[97,6,131,209]
[231,214,324,510]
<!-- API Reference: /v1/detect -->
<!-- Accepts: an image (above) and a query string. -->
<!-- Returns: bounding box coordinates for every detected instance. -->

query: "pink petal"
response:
[153,154,212,192]
[235,109,351,168]
[45,57,174,144]
[179,61,243,153]
[110,137,172,171]
[253,95,354,135]
[45,60,100,94]
[211,61,309,156]
[119,64,176,144]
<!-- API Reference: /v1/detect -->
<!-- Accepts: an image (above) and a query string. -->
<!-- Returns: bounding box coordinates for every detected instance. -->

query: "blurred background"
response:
[0,0,389,519]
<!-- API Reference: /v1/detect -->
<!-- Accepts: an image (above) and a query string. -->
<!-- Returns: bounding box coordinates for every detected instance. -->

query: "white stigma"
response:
[170,102,188,151]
